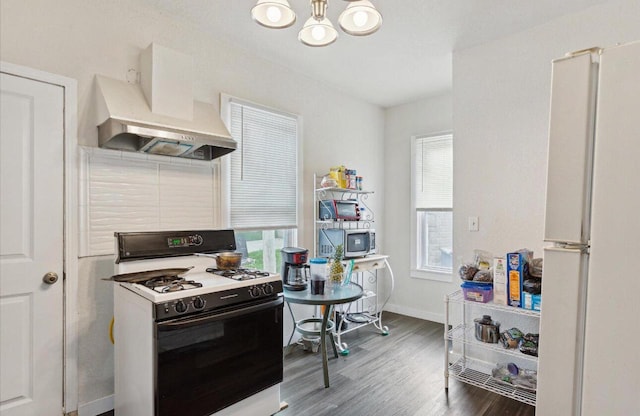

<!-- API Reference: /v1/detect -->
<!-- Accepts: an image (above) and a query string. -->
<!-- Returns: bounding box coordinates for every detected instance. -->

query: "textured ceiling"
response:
[135,0,609,107]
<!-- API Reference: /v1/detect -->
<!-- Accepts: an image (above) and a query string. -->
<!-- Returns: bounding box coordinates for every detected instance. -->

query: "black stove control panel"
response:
[115,229,236,263]
[154,280,283,320]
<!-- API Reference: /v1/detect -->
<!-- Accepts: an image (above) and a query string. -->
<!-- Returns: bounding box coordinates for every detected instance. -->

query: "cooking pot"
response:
[474,315,500,343]
[195,252,244,270]
[214,251,243,270]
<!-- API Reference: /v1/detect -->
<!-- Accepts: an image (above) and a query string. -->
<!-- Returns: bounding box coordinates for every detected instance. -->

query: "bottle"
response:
[348,169,357,189]
[356,176,363,191]
[339,166,347,188]
[328,167,340,187]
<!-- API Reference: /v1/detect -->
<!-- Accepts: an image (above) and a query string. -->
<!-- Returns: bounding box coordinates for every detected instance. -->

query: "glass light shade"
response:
[251,0,296,29]
[338,0,382,36]
[298,16,338,47]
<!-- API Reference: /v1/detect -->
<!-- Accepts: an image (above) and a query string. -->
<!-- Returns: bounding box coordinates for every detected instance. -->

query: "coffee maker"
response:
[281,247,309,291]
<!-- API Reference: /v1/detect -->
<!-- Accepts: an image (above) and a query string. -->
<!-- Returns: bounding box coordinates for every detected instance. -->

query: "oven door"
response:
[155,296,284,416]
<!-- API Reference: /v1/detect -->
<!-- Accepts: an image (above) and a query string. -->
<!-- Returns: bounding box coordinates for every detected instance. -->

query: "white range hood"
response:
[95,44,235,160]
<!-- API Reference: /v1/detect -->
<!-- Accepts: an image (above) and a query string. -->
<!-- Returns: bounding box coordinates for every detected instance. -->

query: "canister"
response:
[474,315,501,343]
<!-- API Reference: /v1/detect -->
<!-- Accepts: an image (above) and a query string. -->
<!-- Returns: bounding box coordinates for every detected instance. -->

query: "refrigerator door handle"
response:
[545,243,589,253]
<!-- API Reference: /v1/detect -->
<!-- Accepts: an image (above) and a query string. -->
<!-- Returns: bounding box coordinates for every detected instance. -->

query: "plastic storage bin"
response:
[461,281,493,303]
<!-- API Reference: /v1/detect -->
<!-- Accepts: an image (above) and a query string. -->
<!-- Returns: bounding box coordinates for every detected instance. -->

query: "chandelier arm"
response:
[311,0,328,20]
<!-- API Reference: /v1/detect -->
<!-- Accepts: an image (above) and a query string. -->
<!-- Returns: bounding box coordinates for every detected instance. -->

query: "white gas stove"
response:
[113,230,284,416]
[116,254,281,313]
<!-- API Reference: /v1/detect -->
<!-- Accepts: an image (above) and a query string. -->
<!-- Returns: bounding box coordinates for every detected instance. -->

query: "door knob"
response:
[43,272,59,284]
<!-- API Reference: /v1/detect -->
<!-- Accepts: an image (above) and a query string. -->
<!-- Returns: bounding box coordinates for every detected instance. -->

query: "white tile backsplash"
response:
[79,147,220,257]
[89,183,159,205]
[89,158,158,185]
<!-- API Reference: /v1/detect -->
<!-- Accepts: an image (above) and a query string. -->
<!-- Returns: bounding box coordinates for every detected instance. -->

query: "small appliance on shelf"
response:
[318,228,376,259]
[281,247,310,291]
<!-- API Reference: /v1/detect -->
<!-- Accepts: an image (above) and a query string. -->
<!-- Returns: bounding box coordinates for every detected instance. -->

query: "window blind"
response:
[415,134,452,209]
[229,101,298,230]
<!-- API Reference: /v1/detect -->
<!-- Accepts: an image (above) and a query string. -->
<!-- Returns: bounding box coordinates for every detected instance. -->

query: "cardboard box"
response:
[523,292,542,311]
[493,257,508,305]
[506,252,525,307]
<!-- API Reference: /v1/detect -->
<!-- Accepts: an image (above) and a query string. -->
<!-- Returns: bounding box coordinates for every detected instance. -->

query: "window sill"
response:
[411,269,453,283]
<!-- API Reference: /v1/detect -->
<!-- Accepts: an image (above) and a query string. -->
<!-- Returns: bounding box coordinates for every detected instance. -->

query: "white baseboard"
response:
[78,395,113,416]
[384,303,444,324]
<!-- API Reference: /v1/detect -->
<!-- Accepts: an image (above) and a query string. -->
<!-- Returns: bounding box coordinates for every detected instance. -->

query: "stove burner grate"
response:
[144,276,204,293]
[205,268,270,281]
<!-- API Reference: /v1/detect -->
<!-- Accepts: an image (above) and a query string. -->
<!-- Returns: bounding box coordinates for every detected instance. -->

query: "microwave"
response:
[319,199,360,221]
[318,228,376,258]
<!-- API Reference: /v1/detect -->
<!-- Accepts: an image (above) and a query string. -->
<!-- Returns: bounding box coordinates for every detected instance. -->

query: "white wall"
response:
[384,0,640,322]
[0,0,385,410]
[453,0,640,290]
[383,94,453,322]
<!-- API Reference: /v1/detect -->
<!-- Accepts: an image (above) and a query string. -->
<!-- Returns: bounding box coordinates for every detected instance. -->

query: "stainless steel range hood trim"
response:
[98,118,237,160]
[98,118,237,152]
[95,73,236,161]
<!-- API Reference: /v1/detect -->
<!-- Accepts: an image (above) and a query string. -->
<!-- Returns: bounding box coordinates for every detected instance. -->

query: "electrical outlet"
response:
[468,216,479,232]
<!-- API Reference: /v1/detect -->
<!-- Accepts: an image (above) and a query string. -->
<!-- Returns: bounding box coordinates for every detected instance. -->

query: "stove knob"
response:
[249,286,262,298]
[193,296,206,310]
[175,300,188,313]
[263,284,274,295]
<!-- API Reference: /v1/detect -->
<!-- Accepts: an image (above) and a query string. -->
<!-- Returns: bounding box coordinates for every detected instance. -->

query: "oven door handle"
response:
[157,296,284,331]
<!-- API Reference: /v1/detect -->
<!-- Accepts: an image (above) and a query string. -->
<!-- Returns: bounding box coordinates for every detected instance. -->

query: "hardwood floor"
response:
[278,312,535,416]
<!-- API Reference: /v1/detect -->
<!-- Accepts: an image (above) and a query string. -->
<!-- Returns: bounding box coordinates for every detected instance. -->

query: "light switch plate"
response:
[468,216,479,232]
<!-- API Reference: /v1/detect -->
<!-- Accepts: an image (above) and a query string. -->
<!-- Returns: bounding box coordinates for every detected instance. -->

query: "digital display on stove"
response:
[167,234,203,248]
[168,238,184,247]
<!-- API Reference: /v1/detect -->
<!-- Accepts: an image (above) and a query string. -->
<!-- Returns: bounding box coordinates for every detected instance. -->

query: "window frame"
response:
[410,132,453,282]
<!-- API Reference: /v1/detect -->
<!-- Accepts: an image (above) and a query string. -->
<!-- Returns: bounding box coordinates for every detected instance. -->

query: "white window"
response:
[411,133,453,280]
[221,95,301,273]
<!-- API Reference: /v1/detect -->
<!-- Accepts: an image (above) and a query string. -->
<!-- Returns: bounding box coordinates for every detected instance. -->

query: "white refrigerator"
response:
[537,41,640,416]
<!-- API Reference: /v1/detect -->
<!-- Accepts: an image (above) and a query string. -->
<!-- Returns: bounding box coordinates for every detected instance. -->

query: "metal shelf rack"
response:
[444,289,540,407]
[313,173,394,355]
[448,357,537,406]
[332,255,394,354]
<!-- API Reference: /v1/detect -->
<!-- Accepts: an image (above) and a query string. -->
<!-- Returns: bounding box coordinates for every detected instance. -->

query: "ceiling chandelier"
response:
[251,0,383,47]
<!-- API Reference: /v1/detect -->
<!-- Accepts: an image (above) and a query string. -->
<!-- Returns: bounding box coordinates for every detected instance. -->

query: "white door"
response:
[0,73,64,415]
